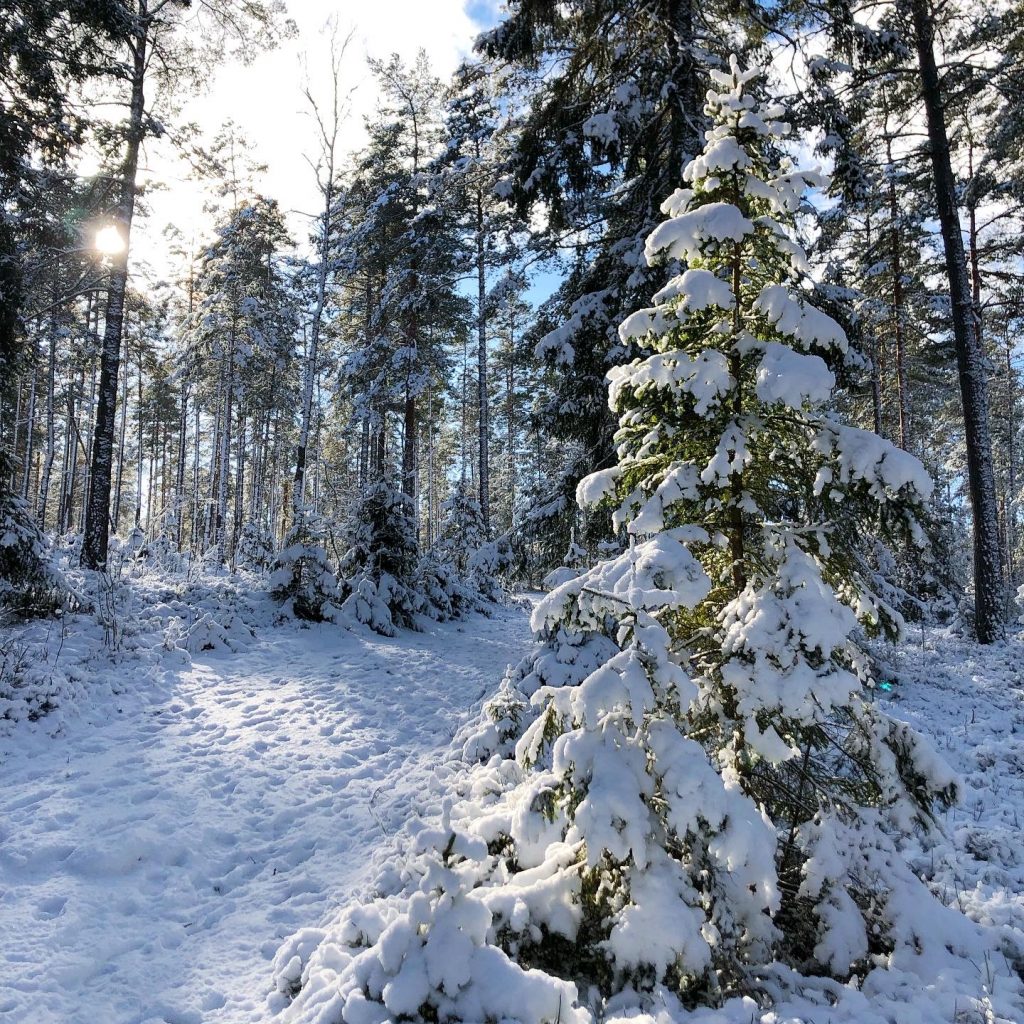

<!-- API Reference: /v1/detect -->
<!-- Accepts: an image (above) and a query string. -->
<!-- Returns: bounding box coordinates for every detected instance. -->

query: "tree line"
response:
[1,0,1023,641]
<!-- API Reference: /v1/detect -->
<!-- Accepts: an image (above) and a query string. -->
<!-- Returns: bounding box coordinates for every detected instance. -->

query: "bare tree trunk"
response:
[887,141,912,452]
[475,187,490,535]
[294,29,349,520]
[910,0,1004,642]
[21,353,37,499]
[37,314,57,527]
[82,5,148,567]
[113,324,129,532]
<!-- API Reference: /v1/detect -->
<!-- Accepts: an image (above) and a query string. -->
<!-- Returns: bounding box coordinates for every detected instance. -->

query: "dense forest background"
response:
[2,0,1023,640]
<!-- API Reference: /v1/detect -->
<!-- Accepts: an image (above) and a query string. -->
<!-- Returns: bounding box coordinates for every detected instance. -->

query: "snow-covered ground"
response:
[4,581,1024,1024]
[878,627,1024,973]
[0,588,533,1024]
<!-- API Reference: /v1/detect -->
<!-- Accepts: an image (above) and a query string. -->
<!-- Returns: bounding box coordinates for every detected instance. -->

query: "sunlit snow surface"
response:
[0,585,533,1024]
[3,581,1024,1024]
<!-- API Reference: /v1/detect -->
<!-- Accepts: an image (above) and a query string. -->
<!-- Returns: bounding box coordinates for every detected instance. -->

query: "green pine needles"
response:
[274,58,970,1024]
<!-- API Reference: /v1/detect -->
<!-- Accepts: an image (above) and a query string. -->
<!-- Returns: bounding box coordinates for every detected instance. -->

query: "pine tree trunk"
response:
[21,354,37,499]
[426,389,435,546]
[862,213,885,438]
[81,7,148,568]
[216,330,235,564]
[113,324,129,532]
[175,379,187,550]
[135,343,143,528]
[9,383,22,491]
[37,314,57,527]
[506,339,516,531]
[81,309,99,533]
[233,409,246,558]
[887,153,912,452]
[665,0,702,174]
[191,397,201,553]
[461,334,469,485]
[728,242,746,595]
[910,0,1004,642]
[359,417,369,491]
[57,367,74,534]
[1005,335,1016,584]
[64,370,83,535]
[403,387,417,525]
[204,379,222,553]
[294,202,331,518]
[475,187,490,535]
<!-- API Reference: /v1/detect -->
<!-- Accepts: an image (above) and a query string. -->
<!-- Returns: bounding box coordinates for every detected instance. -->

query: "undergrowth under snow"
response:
[2,576,1024,1023]
[0,570,532,1024]
[273,621,1024,1024]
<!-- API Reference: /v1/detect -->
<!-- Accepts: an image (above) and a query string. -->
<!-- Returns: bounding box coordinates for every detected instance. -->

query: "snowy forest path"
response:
[0,603,533,1024]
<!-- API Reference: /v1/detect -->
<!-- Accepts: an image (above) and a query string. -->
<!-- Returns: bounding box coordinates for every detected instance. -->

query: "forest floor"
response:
[2,580,1024,1024]
[0,582,534,1024]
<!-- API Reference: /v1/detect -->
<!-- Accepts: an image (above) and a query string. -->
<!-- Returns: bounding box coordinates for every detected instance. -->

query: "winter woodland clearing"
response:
[5,2,1024,1023]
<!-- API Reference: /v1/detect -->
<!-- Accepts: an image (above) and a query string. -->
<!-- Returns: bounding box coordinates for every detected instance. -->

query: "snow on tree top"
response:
[644,201,753,264]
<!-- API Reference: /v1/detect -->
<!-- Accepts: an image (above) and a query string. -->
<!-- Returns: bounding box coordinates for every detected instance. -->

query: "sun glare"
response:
[95,224,126,255]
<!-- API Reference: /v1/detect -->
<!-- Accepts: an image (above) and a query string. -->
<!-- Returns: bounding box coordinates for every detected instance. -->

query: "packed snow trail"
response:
[0,603,533,1024]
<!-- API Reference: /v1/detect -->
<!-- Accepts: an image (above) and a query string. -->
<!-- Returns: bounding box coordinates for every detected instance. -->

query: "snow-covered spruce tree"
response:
[0,503,63,619]
[235,520,276,574]
[558,58,961,984]
[270,509,341,623]
[0,454,68,619]
[423,483,514,616]
[435,483,489,577]
[418,485,487,622]
[336,478,421,637]
[275,60,969,1022]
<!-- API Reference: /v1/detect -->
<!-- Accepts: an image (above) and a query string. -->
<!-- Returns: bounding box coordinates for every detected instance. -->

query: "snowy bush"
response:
[0,472,69,620]
[182,609,255,653]
[275,60,985,1024]
[271,510,342,622]
[335,480,512,636]
[415,552,480,622]
[235,519,276,573]
[541,539,590,590]
[337,480,424,635]
[467,536,514,602]
[420,483,512,618]
[0,632,73,731]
